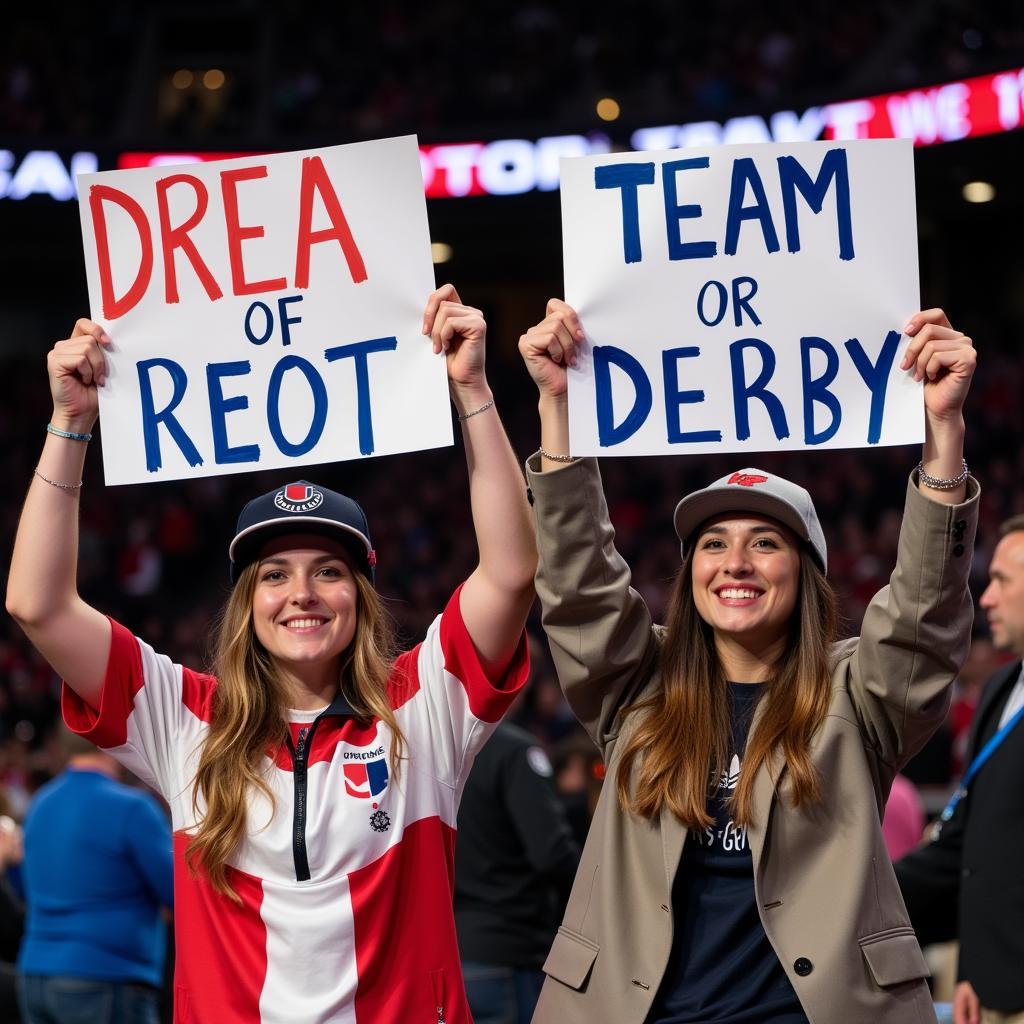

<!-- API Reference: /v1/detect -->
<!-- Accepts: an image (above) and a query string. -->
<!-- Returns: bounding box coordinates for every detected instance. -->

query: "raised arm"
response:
[422,285,536,676]
[518,300,660,749]
[847,309,978,767]
[5,319,113,708]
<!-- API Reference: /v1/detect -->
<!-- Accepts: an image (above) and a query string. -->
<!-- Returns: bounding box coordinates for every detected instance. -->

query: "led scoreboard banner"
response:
[2,66,1023,203]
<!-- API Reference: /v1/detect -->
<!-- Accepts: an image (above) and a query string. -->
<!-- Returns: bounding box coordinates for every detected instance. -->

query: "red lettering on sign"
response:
[220,165,287,296]
[294,155,368,288]
[156,174,223,305]
[89,184,154,320]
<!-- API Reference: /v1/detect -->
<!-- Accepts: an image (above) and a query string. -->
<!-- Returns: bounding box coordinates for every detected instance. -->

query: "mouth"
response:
[281,616,329,632]
[714,586,765,605]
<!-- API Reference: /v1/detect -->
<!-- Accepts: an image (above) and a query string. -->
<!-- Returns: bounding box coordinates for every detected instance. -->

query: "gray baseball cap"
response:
[673,468,827,571]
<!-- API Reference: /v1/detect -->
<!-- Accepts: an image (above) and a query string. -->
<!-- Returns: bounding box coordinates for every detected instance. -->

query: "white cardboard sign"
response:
[560,139,922,457]
[77,135,452,485]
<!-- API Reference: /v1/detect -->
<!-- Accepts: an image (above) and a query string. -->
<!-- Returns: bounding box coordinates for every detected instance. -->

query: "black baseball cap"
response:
[228,481,376,584]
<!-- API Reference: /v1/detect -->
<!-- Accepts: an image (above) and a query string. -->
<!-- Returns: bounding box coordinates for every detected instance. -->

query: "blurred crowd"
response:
[2,0,1024,142]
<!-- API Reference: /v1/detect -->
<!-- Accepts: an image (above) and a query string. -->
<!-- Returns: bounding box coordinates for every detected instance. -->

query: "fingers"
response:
[900,323,972,377]
[544,298,585,341]
[422,283,462,336]
[50,333,110,387]
[432,302,484,353]
[904,308,952,336]
[71,318,112,346]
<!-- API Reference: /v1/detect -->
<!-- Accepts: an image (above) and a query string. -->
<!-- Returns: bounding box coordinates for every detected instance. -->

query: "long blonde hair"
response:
[186,560,405,898]
[616,549,836,828]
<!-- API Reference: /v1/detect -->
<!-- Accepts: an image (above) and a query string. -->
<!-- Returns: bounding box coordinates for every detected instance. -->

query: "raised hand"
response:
[422,283,488,398]
[517,298,584,401]
[901,309,977,425]
[47,319,111,431]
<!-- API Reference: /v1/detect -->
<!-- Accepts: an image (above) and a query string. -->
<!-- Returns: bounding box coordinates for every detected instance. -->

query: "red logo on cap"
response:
[728,472,769,487]
[368,550,377,568]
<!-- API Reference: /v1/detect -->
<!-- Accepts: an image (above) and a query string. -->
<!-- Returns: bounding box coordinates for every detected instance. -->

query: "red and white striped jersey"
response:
[62,586,529,1024]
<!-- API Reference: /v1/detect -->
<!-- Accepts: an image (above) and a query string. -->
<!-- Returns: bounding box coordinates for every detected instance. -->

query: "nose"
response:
[287,573,317,606]
[979,582,995,609]
[724,546,753,577]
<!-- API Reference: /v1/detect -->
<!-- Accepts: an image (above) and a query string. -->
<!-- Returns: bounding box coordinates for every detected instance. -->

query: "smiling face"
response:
[251,533,359,698]
[690,514,802,664]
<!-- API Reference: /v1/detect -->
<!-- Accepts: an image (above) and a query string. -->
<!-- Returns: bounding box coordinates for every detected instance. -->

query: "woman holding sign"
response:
[518,300,977,1024]
[6,285,536,1024]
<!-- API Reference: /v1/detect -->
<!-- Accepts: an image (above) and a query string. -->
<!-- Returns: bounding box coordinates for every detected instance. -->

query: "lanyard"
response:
[931,701,1024,839]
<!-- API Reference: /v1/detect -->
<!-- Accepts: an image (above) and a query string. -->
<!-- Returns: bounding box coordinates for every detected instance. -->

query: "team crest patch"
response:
[274,484,324,513]
[369,809,391,833]
[343,755,389,800]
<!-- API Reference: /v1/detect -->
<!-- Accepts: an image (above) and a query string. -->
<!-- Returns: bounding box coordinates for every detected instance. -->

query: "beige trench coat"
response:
[526,454,979,1024]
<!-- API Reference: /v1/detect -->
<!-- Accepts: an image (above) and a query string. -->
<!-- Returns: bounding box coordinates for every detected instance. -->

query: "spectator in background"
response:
[897,514,1024,1024]
[455,721,580,1023]
[16,727,172,1024]
[881,773,925,862]
[0,811,25,1024]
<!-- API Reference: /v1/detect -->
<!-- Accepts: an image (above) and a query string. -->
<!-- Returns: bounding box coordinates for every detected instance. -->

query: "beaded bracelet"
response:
[47,423,92,442]
[539,447,577,464]
[917,458,969,490]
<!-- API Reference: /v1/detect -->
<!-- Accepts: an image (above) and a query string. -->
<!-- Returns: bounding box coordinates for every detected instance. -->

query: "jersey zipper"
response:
[430,968,446,1024]
[286,719,322,882]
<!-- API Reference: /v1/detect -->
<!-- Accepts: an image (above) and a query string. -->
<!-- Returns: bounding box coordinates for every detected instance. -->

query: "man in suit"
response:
[897,513,1024,1024]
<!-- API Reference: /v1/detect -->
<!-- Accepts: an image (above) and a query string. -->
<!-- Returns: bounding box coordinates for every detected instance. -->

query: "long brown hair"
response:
[616,548,837,828]
[186,560,405,898]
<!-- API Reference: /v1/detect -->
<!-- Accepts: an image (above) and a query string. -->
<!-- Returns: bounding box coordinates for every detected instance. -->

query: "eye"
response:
[700,538,726,550]
[316,565,344,578]
[752,537,780,550]
[261,569,286,583]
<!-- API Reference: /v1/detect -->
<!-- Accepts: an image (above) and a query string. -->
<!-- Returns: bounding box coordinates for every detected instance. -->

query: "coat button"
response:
[955,519,967,530]
[953,543,965,557]
[794,957,813,976]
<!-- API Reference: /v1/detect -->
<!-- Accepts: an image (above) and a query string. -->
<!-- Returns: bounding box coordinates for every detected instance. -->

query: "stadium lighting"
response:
[431,242,453,264]
[203,69,226,91]
[962,180,996,203]
[171,70,193,90]
[596,97,621,122]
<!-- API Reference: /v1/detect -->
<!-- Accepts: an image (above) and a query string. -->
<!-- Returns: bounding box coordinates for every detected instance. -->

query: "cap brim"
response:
[229,517,372,583]
[674,491,812,550]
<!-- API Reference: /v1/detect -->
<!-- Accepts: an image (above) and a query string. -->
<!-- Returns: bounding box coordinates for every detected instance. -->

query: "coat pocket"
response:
[542,926,600,991]
[859,927,930,987]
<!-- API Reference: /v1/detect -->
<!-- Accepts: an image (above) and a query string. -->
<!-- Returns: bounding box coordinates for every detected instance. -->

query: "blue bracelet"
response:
[46,423,92,443]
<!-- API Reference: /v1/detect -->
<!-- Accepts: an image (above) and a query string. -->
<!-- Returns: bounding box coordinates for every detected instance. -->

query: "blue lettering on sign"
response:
[729,339,789,441]
[594,162,656,264]
[662,158,716,261]
[777,149,855,261]
[244,301,274,345]
[267,355,328,457]
[207,361,259,464]
[724,159,780,257]
[278,295,304,346]
[800,337,842,445]
[593,345,653,446]
[845,330,901,444]
[137,358,203,472]
[661,347,721,443]
[324,337,398,456]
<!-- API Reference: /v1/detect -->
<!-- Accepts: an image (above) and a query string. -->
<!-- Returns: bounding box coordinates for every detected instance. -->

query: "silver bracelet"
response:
[917,458,969,490]
[539,447,577,464]
[34,468,83,492]
[457,399,495,422]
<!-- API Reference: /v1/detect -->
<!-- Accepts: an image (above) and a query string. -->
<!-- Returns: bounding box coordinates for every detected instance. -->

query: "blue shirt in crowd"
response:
[18,767,173,986]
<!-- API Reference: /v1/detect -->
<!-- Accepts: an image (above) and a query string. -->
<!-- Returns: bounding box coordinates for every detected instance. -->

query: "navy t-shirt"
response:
[646,683,808,1024]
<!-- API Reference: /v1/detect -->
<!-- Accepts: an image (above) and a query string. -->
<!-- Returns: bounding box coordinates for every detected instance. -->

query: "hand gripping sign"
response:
[559,138,923,457]
[76,135,452,485]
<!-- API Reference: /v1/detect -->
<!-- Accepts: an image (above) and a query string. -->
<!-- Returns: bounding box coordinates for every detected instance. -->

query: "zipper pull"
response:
[436,1009,445,1024]
[295,726,309,758]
